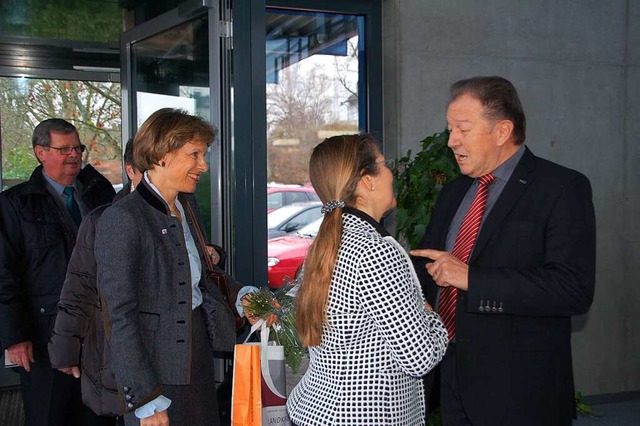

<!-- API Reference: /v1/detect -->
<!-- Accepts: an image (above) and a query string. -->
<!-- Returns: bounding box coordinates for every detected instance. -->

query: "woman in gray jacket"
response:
[95,109,242,426]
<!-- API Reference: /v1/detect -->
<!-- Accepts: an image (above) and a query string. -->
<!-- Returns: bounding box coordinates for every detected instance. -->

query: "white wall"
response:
[383,0,640,396]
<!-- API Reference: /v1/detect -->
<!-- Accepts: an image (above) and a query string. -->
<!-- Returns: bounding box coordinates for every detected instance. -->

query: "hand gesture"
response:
[410,249,470,291]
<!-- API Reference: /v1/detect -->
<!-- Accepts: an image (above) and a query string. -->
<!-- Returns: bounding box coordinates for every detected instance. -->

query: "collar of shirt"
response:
[143,171,169,206]
[42,169,74,197]
[491,144,525,184]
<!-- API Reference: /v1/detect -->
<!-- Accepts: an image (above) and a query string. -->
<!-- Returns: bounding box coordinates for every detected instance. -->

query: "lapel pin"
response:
[162,229,168,235]
[519,179,527,184]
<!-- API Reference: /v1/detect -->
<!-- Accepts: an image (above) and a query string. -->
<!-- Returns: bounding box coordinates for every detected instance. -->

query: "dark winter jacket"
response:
[47,184,131,417]
[0,164,115,350]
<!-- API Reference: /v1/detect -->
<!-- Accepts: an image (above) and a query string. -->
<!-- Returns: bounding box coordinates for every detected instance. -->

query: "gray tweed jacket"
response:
[95,179,241,412]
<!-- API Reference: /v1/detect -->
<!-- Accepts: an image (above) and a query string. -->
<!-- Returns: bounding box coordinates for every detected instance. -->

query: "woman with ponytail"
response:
[287,135,448,425]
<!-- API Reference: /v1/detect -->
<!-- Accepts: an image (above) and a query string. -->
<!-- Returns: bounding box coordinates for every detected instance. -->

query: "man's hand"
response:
[58,366,81,378]
[410,249,470,291]
[6,341,34,372]
[141,409,169,426]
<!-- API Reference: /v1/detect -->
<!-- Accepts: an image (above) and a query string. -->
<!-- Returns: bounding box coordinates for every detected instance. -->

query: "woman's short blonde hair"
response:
[133,108,218,171]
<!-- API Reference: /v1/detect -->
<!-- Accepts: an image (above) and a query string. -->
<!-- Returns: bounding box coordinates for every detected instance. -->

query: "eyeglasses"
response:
[376,158,395,169]
[43,144,86,155]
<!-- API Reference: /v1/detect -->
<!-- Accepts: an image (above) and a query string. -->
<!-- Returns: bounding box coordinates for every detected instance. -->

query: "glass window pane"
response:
[130,17,212,235]
[266,9,364,187]
[0,0,122,43]
[0,76,122,190]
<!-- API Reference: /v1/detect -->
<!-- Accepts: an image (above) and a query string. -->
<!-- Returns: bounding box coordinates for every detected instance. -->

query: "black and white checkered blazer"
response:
[287,209,448,425]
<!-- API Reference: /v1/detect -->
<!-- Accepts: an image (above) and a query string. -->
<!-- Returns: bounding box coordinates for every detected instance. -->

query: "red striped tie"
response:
[438,173,495,341]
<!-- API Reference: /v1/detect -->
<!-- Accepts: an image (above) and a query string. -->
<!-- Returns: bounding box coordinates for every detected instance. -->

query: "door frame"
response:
[231,0,382,285]
[120,3,226,246]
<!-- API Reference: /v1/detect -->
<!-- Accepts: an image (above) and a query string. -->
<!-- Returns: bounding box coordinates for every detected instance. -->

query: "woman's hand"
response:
[58,366,81,378]
[241,294,278,328]
[205,245,220,265]
[141,409,169,426]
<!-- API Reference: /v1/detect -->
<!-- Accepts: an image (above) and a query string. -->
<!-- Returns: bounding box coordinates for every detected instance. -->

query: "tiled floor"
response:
[0,389,23,426]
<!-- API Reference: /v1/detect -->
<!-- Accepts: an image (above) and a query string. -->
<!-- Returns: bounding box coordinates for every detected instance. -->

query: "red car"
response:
[267,185,319,213]
[267,217,322,288]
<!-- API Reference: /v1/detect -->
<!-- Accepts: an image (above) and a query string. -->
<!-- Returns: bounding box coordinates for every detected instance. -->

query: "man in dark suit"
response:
[411,76,595,426]
[0,118,115,425]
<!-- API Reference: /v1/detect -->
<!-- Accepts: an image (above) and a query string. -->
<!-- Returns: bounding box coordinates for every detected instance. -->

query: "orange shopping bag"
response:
[231,343,262,426]
[232,321,290,426]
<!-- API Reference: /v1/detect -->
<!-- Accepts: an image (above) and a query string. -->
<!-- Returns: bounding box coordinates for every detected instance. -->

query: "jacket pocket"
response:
[22,210,63,249]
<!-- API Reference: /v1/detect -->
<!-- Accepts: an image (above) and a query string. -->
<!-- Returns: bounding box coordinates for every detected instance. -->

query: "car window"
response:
[284,191,309,204]
[307,192,320,201]
[294,206,322,226]
[267,191,284,210]
[267,204,303,228]
[297,217,323,237]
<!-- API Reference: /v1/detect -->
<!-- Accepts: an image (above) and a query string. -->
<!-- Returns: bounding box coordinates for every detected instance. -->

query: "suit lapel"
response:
[469,147,536,263]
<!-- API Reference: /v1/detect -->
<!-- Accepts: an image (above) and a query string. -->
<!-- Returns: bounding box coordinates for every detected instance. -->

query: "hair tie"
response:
[321,200,345,214]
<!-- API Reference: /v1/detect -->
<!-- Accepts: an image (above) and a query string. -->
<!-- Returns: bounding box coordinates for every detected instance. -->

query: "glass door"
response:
[121,4,223,243]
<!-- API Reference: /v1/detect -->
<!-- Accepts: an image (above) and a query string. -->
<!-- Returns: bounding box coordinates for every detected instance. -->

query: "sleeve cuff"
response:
[134,395,172,419]
[236,286,259,316]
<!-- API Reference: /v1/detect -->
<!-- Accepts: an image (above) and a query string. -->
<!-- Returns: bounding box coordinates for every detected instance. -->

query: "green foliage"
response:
[426,408,442,426]
[0,0,122,43]
[392,130,459,248]
[2,146,38,180]
[194,170,212,237]
[242,283,306,373]
[575,391,603,418]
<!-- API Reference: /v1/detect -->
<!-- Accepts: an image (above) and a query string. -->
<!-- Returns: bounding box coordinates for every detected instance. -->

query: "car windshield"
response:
[297,217,323,238]
[267,204,308,228]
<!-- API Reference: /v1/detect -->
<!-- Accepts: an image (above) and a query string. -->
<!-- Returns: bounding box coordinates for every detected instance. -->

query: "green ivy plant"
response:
[392,129,459,248]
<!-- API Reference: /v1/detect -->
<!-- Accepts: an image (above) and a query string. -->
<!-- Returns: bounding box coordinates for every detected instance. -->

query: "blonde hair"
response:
[296,134,381,346]
[133,108,217,171]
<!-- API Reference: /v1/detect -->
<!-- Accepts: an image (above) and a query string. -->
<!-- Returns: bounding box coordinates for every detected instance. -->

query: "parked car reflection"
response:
[267,184,319,213]
[267,202,322,239]
[267,217,323,288]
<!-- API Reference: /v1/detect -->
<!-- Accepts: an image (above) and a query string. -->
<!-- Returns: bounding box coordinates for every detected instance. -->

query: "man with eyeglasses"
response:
[0,118,115,425]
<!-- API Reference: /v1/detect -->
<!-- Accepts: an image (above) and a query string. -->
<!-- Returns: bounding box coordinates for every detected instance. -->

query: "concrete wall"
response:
[383,0,640,396]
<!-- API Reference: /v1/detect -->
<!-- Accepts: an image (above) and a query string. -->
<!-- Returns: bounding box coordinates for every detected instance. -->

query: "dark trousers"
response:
[19,344,117,426]
[423,364,440,422]
[439,343,472,426]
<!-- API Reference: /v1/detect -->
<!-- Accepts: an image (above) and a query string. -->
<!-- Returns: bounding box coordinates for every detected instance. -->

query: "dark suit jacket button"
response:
[39,308,45,313]
[492,307,497,312]
[478,306,484,312]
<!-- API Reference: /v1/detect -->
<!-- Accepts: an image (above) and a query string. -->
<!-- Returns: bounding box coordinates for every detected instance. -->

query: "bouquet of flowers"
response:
[243,279,305,373]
